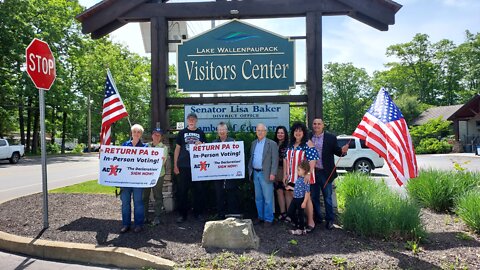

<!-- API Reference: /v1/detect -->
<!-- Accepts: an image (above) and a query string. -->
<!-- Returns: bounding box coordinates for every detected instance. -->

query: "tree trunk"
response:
[26,97,32,152]
[61,110,67,154]
[50,105,56,145]
[19,95,25,146]
[32,100,39,154]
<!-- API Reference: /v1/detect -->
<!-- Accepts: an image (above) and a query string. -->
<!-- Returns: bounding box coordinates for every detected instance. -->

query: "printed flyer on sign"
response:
[99,145,164,188]
[189,141,245,181]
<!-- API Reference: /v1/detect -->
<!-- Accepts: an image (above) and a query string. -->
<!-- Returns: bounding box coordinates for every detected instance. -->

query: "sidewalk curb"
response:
[0,231,175,269]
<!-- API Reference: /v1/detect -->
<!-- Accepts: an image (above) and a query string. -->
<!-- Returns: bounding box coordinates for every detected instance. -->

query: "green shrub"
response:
[336,173,386,211]
[72,143,84,154]
[452,171,480,196]
[409,117,452,146]
[415,138,452,154]
[407,170,480,212]
[337,173,424,239]
[456,189,480,233]
[46,143,60,154]
[406,169,455,212]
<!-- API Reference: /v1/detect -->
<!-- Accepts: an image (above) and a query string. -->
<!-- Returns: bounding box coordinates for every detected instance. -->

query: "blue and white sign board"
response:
[185,103,289,133]
[177,20,295,93]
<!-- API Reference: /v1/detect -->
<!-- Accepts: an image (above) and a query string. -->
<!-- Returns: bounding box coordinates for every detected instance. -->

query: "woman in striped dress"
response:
[284,122,319,232]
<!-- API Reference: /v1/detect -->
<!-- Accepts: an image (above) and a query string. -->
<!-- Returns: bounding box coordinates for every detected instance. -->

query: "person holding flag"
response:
[99,70,147,233]
[353,88,418,186]
[309,119,348,230]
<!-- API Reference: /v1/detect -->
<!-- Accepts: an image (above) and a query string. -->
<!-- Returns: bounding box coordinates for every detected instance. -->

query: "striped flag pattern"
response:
[353,88,418,186]
[100,70,128,145]
[285,149,316,184]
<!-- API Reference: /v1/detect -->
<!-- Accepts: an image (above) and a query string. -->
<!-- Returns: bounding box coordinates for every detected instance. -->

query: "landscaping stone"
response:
[201,218,259,249]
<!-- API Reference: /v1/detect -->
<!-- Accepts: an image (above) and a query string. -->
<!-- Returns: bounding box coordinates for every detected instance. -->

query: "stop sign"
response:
[26,38,56,90]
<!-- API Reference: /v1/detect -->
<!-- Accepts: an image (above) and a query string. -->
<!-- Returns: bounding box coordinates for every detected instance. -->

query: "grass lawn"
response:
[49,180,115,195]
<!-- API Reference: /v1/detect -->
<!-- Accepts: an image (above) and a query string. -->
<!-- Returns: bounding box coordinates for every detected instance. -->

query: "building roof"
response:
[412,105,462,125]
[76,0,402,39]
[448,94,480,121]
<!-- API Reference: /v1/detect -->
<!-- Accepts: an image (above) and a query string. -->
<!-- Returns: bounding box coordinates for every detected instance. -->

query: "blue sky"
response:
[79,0,479,81]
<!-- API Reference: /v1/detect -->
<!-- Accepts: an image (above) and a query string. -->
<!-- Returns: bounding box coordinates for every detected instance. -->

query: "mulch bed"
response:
[0,193,479,269]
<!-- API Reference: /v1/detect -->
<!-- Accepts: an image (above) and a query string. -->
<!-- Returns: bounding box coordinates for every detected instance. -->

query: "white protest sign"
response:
[189,141,245,181]
[99,145,164,188]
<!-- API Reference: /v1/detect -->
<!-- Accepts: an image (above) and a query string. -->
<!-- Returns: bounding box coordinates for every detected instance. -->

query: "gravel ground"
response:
[0,193,479,269]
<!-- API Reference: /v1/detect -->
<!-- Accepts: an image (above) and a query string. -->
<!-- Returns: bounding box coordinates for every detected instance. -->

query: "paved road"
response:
[0,250,117,270]
[0,154,99,203]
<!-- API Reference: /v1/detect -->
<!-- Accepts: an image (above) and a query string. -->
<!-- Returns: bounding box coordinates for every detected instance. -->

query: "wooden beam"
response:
[122,0,350,21]
[338,0,399,26]
[151,17,169,130]
[306,12,323,126]
[80,0,145,35]
[91,20,126,39]
[167,95,307,106]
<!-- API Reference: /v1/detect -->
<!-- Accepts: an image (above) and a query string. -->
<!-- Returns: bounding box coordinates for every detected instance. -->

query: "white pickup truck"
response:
[0,139,25,164]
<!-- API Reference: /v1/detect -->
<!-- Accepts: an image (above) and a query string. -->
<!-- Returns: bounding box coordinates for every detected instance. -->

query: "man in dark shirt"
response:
[173,112,207,223]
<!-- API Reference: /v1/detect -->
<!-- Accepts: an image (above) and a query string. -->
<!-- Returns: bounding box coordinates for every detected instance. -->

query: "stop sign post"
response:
[26,38,56,229]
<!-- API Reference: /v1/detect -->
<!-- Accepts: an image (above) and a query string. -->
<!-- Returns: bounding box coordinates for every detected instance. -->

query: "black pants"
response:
[176,167,205,218]
[287,197,306,229]
[214,180,240,218]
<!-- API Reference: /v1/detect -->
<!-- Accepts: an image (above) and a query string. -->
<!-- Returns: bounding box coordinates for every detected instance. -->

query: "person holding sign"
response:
[248,123,278,226]
[213,122,241,219]
[143,128,168,226]
[120,124,148,233]
[174,112,207,223]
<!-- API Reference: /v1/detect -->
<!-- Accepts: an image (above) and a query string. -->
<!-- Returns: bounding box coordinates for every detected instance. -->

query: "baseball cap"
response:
[152,128,164,134]
[187,112,198,119]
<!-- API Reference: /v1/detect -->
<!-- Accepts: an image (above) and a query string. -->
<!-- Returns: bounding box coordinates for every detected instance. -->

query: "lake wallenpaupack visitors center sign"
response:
[177,20,295,92]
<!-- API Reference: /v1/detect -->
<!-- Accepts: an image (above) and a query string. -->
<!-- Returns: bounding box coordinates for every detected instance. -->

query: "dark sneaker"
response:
[133,226,143,233]
[194,214,205,222]
[253,218,264,225]
[326,221,334,230]
[152,217,162,226]
[119,226,129,234]
[176,216,186,223]
[263,221,273,227]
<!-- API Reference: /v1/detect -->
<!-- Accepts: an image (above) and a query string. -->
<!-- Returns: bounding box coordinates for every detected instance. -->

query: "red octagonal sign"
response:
[26,38,56,90]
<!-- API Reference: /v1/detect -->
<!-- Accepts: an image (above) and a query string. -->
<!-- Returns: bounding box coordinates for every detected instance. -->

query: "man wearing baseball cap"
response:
[174,112,207,223]
[143,128,168,226]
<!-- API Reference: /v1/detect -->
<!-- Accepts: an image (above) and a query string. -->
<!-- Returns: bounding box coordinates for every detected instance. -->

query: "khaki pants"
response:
[143,175,165,219]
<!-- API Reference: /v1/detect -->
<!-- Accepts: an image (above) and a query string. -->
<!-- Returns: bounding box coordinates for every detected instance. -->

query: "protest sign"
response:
[99,145,164,188]
[189,141,245,181]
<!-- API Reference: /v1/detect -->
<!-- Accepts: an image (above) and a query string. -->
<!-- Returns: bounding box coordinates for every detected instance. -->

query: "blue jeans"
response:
[120,187,144,227]
[314,168,334,222]
[253,170,274,222]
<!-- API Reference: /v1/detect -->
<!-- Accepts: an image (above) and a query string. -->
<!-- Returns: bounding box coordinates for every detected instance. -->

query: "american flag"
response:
[353,88,418,186]
[100,70,128,145]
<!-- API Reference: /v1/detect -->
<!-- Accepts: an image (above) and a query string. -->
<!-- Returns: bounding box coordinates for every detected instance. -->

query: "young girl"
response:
[287,160,311,235]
